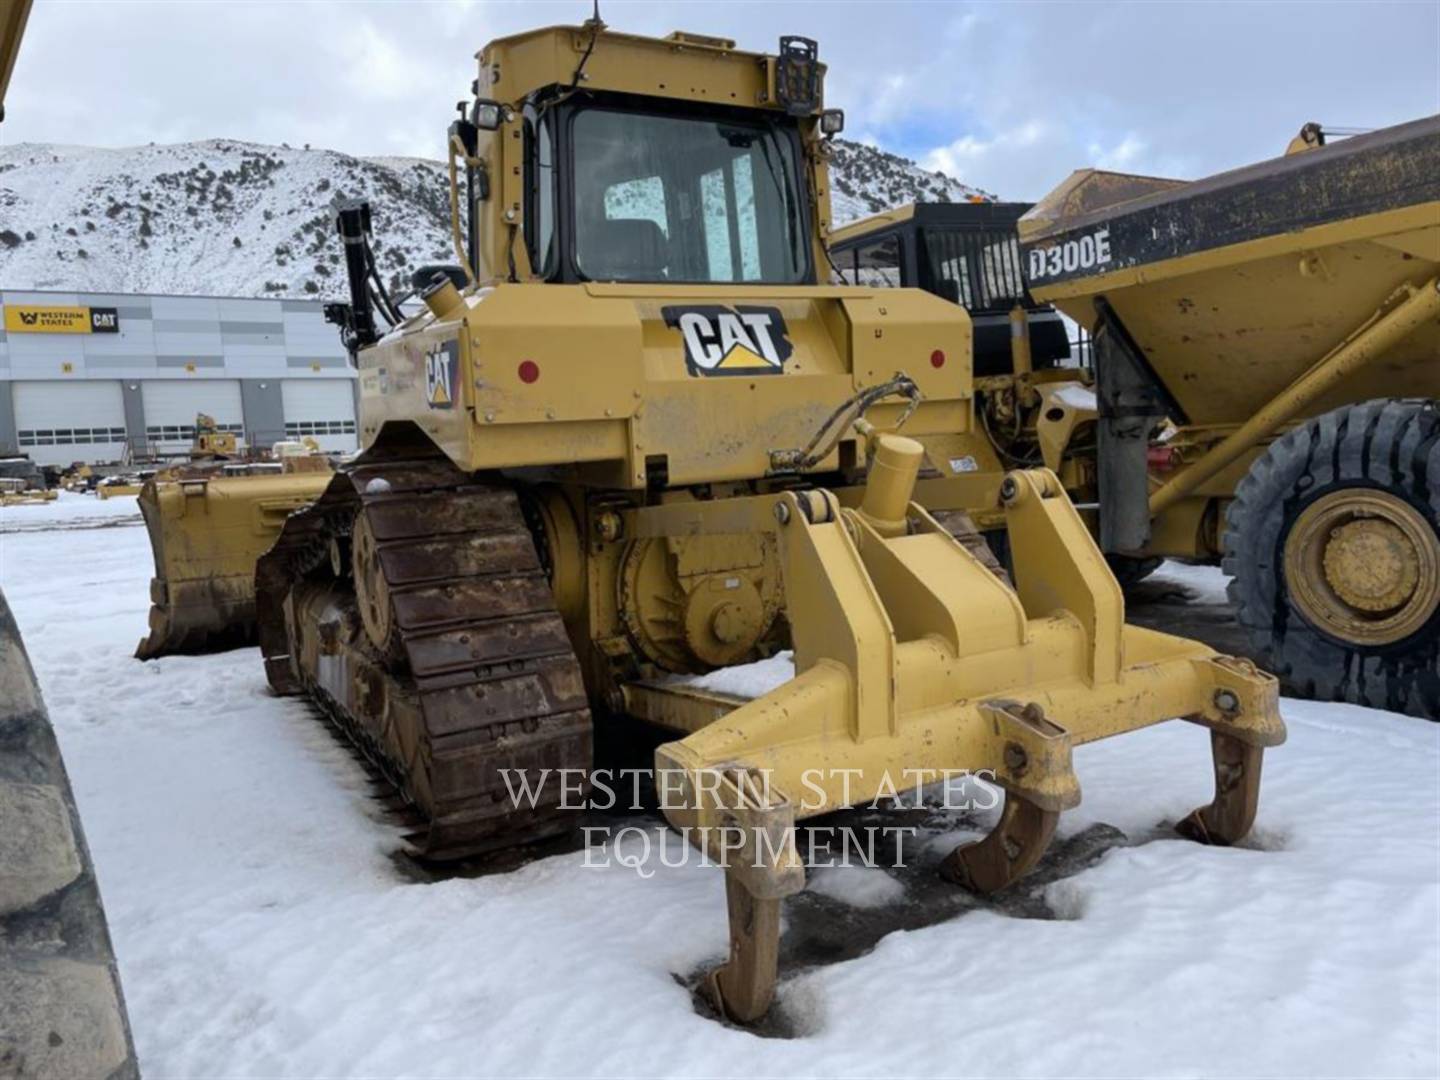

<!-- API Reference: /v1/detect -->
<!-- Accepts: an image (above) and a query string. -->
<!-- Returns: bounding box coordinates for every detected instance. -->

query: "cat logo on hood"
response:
[662,305,793,376]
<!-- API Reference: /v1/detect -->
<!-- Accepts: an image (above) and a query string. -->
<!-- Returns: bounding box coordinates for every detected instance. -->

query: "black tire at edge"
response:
[1222,398,1440,720]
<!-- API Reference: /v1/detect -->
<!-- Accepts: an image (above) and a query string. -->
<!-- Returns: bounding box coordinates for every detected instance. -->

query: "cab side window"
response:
[856,235,902,287]
[838,234,903,287]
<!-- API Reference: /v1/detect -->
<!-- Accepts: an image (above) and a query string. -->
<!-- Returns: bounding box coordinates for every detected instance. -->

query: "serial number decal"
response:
[1027,227,1113,282]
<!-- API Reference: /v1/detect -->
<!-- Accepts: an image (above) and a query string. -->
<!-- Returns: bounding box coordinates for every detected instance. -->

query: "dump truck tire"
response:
[1107,555,1163,590]
[986,533,1158,592]
[1224,399,1440,719]
[0,589,139,1078]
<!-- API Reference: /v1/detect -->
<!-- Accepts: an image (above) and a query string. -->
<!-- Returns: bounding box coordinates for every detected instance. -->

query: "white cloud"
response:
[944,10,983,41]
[1090,134,1147,172]
[931,119,1048,163]
[339,20,426,102]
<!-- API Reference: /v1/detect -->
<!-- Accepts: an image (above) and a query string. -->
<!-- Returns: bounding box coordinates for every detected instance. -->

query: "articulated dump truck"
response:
[225,24,1284,1022]
[833,119,1440,718]
[1017,117,1439,718]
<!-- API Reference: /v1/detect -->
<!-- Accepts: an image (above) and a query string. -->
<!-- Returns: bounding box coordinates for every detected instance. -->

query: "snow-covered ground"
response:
[2,493,1437,1078]
[0,488,141,532]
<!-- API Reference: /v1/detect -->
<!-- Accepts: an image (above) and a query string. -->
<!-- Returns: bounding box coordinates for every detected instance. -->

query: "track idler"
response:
[255,452,593,862]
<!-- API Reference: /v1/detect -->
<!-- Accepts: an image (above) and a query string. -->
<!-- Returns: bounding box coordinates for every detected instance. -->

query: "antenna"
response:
[567,0,604,91]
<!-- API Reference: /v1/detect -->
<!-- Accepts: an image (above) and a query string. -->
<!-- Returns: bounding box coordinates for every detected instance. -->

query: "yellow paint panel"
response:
[715,345,774,370]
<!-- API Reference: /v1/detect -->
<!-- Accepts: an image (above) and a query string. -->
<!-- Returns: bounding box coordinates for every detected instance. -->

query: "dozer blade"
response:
[135,471,330,659]
[635,436,1285,1022]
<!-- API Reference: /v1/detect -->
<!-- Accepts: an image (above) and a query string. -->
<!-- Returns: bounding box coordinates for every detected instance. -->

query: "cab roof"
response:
[476,25,828,115]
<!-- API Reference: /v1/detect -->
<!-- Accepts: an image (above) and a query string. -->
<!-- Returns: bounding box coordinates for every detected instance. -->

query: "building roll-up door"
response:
[141,379,243,455]
[13,380,127,467]
[281,378,357,452]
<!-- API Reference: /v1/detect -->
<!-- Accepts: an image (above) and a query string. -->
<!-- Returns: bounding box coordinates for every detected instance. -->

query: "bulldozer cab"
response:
[830,202,1072,376]
[443,26,841,294]
[529,96,813,285]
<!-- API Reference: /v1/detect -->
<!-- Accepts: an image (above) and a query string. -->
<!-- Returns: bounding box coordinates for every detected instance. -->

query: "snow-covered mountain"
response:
[826,139,992,222]
[0,138,991,299]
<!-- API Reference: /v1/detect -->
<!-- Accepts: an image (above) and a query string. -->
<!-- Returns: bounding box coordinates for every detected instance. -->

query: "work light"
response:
[473,100,504,131]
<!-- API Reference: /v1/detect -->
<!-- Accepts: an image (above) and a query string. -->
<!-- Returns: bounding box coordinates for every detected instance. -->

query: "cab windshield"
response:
[560,106,811,284]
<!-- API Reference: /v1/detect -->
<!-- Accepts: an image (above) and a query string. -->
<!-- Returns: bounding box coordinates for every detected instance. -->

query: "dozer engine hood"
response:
[357,282,973,488]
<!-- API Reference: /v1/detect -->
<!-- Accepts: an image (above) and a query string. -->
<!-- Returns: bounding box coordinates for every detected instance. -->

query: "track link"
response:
[256,450,592,860]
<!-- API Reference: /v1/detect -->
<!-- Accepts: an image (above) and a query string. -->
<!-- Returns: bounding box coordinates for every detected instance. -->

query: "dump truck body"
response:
[839,121,1438,717]
[1019,116,1437,424]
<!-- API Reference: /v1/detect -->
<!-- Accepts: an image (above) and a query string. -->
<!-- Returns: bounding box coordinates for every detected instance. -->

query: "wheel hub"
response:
[1284,489,1440,646]
[1321,518,1418,612]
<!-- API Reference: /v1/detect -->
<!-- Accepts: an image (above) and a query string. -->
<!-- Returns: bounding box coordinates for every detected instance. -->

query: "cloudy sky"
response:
[5,0,1438,199]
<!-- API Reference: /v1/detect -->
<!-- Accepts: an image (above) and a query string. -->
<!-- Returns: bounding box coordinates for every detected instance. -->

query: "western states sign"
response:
[3,305,120,334]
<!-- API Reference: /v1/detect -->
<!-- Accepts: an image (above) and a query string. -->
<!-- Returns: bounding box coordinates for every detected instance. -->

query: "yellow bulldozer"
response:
[832,118,1440,718]
[170,21,1284,1021]
[134,438,331,659]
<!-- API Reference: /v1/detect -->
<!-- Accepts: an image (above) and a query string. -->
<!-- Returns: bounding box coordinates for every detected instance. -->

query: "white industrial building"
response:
[0,289,359,466]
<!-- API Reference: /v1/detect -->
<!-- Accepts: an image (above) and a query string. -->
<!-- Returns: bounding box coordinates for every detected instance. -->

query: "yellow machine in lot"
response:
[828,200,1115,556]
[181,23,1282,1021]
[136,411,331,658]
[0,481,55,506]
[135,454,330,659]
[1020,118,1439,718]
[0,0,29,123]
[834,119,1440,718]
[0,454,51,504]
